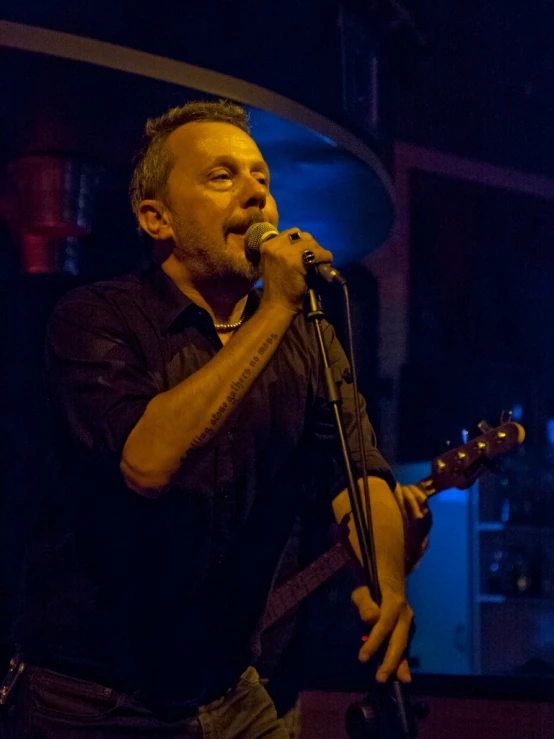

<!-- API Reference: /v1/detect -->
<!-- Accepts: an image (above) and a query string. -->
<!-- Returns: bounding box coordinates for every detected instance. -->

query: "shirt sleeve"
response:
[45,287,159,466]
[312,320,396,498]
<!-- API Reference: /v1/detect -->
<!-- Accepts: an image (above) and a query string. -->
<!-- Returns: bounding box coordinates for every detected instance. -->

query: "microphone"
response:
[244,222,347,287]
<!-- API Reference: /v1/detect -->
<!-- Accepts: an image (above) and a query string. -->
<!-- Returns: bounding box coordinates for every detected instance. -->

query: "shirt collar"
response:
[145,264,261,334]
[145,264,195,334]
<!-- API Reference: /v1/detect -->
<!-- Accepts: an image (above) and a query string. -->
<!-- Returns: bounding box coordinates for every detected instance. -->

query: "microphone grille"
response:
[244,222,278,262]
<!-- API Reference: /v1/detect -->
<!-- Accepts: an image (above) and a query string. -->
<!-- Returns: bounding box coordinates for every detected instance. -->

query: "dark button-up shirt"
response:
[17,264,393,716]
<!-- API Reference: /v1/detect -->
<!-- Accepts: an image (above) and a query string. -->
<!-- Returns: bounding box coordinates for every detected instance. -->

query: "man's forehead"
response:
[168,121,265,162]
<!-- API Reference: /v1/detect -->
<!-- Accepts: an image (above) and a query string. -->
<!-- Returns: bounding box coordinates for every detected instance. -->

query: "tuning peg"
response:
[478,420,492,433]
[462,429,469,443]
[500,409,513,423]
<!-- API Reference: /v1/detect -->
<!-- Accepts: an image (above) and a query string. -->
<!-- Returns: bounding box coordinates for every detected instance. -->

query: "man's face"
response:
[163,120,279,282]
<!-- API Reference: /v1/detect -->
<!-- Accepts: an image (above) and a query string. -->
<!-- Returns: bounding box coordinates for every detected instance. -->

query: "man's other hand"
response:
[393,482,430,521]
[351,582,413,683]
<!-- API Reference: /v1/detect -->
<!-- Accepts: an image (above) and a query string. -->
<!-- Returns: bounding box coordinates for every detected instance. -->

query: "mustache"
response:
[224,211,266,237]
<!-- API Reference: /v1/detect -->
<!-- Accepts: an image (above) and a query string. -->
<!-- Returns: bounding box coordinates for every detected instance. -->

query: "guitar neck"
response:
[262,474,432,632]
[262,540,350,631]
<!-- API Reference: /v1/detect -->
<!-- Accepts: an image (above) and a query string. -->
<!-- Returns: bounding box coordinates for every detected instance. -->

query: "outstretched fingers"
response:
[357,590,413,684]
[374,605,413,682]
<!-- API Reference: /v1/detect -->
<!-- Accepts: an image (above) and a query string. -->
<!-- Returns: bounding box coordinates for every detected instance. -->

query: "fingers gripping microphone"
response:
[244,222,347,286]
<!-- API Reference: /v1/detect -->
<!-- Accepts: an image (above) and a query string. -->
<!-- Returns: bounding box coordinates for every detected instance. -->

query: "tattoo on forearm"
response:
[188,425,215,451]
[187,333,279,454]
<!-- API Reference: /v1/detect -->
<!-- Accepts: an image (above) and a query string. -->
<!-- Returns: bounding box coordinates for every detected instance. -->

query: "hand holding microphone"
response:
[244,222,346,316]
[245,222,346,285]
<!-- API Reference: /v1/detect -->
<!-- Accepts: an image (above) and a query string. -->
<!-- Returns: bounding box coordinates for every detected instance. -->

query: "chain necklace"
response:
[213,315,246,332]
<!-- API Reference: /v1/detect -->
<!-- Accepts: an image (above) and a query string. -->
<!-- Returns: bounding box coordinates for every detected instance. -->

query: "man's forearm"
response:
[121,303,295,495]
[332,476,406,592]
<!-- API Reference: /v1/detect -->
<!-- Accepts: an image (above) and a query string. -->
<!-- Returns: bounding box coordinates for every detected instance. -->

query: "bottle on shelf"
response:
[506,544,542,598]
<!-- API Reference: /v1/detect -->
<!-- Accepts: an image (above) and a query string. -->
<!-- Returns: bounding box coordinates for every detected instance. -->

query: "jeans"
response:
[0,664,290,739]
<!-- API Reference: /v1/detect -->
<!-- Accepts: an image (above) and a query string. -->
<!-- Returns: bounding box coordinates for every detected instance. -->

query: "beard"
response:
[171,212,262,286]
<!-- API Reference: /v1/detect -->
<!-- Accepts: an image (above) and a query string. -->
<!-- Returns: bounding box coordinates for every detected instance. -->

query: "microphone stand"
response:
[304,285,419,739]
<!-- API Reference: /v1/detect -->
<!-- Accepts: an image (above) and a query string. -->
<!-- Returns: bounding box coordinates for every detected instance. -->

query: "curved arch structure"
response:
[0,20,395,260]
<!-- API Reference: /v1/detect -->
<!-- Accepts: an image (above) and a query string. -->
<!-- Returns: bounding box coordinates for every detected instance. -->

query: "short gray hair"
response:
[129,99,250,218]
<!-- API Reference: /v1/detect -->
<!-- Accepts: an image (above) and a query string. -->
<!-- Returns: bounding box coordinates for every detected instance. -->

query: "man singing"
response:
[4,100,414,737]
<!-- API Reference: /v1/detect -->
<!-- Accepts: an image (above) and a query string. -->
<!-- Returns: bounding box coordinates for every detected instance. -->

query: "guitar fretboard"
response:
[262,541,349,630]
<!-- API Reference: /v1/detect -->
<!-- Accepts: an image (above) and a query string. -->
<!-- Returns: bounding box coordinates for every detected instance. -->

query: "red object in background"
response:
[19,232,59,274]
[9,155,101,238]
[7,155,102,274]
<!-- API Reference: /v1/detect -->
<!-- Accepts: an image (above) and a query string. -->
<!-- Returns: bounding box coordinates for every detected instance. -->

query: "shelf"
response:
[478,594,554,605]
[478,522,504,532]
[478,594,506,603]
[478,522,554,533]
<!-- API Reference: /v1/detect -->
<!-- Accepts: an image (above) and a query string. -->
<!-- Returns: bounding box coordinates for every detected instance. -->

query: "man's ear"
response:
[138,200,175,241]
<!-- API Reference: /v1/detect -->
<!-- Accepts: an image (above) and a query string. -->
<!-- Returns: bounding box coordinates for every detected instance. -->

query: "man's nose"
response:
[241,177,267,209]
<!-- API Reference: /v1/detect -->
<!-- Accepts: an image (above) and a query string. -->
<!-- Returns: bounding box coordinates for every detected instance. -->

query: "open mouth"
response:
[226,214,266,238]
[226,224,250,237]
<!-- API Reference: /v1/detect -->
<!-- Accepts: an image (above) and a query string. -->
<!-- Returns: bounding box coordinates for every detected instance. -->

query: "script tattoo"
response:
[186,333,279,455]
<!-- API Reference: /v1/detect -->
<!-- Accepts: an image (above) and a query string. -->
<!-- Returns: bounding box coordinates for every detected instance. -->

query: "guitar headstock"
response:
[429,421,525,495]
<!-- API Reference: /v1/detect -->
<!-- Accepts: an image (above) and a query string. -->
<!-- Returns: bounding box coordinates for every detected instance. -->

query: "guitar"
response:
[262,420,525,631]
